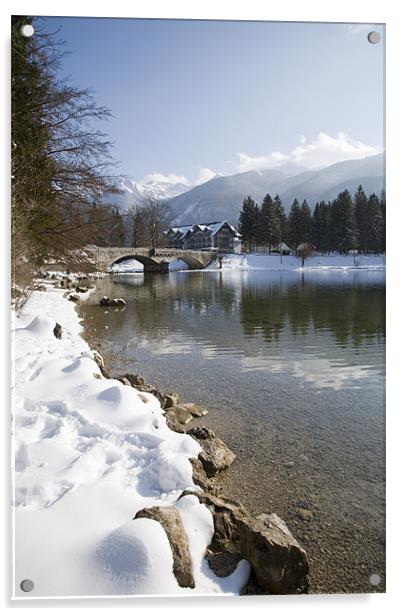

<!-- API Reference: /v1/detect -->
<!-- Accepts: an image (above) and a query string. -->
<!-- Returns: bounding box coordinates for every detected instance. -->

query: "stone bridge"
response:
[86,245,220,273]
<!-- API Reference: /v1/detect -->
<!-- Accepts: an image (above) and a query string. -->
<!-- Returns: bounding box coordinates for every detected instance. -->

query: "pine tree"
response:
[354,185,368,253]
[380,190,386,253]
[239,196,259,251]
[313,202,329,252]
[287,199,302,250]
[258,193,281,252]
[330,190,358,253]
[300,200,313,243]
[367,193,384,254]
[274,194,288,243]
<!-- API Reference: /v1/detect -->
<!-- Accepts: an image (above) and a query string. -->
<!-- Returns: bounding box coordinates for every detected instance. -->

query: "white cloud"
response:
[142,171,191,186]
[236,132,382,172]
[194,167,216,185]
[236,151,289,173]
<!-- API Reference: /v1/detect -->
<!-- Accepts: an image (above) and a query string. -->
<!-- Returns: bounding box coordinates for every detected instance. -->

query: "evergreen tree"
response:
[239,196,259,251]
[300,200,313,243]
[380,190,386,253]
[312,201,331,253]
[274,194,288,243]
[287,199,302,250]
[258,193,281,252]
[354,185,368,253]
[330,190,358,253]
[367,193,384,254]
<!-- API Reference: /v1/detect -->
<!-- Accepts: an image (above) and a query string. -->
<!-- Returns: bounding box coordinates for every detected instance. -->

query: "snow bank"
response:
[207,253,385,272]
[12,287,249,597]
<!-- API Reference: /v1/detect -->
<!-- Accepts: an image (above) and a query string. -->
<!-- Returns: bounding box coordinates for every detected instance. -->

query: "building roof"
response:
[274,242,291,251]
[167,221,240,238]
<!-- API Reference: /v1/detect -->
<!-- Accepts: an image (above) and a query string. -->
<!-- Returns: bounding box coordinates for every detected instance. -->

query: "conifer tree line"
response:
[238,186,385,254]
[11,16,118,287]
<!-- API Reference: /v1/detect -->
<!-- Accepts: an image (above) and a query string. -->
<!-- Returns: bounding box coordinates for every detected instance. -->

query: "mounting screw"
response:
[20,579,34,592]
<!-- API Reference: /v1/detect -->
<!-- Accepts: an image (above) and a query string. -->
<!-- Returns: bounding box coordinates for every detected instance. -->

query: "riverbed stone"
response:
[168,403,208,418]
[180,490,309,594]
[165,407,193,426]
[134,506,195,588]
[187,426,235,477]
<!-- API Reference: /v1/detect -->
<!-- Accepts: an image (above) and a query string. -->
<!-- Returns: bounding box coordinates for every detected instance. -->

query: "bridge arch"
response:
[108,253,206,271]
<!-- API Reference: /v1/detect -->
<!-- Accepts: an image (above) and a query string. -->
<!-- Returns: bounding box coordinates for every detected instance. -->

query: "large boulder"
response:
[134,506,195,588]
[187,426,236,477]
[180,491,309,594]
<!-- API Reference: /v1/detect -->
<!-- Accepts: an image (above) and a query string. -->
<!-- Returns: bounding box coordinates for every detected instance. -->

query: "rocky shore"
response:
[29,272,310,594]
[86,302,310,594]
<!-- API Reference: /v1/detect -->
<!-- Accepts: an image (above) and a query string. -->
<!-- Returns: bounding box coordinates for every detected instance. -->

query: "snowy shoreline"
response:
[109,253,386,275]
[12,284,251,597]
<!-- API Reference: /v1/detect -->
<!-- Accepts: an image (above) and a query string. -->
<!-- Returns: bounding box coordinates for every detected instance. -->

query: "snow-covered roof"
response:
[167,221,240,237]
[275,242,291,251]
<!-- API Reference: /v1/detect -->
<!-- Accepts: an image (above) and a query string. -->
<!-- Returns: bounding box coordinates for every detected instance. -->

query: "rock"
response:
[169,403,208,418]
[188,427,235,477]
[118,373,145,387]
[295,508,314,522]
[165,407,193,426]
[206,550,242,577]
[257,513,293,537]
[163,392,180,409]
[284,461,295,469]
[53,323,62,339]
[164,413,185,433]
[189,458,216,493]
[75,286,87,293]
[37,284,47,291]
[118,377,131,387]
[180,491,309,594]
[187,426,215,440]
[93,350,110,378]
[68,293,80,302]
[134,506,195,588]
[99,296,126,306]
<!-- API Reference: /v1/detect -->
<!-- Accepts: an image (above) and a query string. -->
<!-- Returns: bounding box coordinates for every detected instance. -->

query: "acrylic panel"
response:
[11,16,385,598]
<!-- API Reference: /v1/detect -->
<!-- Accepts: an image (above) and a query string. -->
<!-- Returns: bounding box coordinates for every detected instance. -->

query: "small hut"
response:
[272,242,291,256]
[296,242,316,257]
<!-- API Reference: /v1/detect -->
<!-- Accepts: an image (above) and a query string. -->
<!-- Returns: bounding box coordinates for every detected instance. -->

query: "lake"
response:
[80,268,385,594]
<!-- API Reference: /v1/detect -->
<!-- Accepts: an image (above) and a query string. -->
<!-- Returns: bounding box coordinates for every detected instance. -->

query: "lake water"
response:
[80,269,385,594]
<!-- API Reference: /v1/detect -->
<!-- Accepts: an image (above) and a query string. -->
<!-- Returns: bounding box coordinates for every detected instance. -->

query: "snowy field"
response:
[207,253,386,271]
[12,286,249,597]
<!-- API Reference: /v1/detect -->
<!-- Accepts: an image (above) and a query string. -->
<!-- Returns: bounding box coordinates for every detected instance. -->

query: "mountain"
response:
[165,168,287,226]
[166,154,385,226]
[101,177,191,211]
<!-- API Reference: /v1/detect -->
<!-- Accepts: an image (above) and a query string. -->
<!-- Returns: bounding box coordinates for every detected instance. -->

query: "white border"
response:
[2,1,401,614]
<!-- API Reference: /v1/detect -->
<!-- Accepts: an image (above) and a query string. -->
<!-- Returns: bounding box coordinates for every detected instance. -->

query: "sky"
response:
[41,17,385,186]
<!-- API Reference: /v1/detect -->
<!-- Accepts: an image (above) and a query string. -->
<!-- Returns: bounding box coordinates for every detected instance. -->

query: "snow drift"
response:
[12,287,249,597]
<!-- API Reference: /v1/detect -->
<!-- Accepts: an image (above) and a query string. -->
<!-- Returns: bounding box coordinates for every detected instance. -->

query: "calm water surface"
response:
[80,269,385,594]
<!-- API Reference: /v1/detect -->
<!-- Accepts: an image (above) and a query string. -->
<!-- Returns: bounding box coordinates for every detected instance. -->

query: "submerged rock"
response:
[99,296,126,307]
[187,426,235,477]
[180,490,309,594]
[134,506,195,588]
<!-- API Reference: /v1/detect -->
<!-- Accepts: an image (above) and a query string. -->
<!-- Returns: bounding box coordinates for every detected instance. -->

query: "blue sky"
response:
[41,17,384,185]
